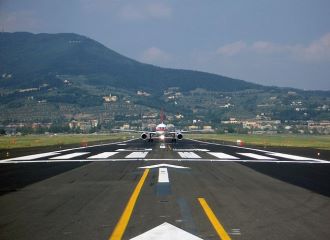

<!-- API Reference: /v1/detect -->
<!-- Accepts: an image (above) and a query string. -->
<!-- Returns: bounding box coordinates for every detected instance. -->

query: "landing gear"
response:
[147,133,154,142]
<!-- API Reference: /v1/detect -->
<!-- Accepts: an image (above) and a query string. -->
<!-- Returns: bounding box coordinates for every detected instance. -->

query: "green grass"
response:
[1,133,329,150]
[187,134,330,150]
[0,133,136,149]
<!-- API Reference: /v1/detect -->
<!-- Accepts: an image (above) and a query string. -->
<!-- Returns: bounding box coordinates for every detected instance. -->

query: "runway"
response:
[0,139,329,240]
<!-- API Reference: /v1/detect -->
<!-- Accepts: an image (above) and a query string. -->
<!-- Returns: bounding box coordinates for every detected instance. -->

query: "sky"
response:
[1,0,330,90]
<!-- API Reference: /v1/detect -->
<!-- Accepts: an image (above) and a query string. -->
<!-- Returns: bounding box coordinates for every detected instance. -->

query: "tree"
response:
[0,129,6,135]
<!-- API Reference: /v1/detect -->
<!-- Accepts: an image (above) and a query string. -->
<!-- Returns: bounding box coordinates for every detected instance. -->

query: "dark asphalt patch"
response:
[0,162,88,196]
[156,183,171,196]
[241,162,330,197]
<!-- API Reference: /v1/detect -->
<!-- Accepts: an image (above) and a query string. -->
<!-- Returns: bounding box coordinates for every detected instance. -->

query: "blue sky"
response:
[1,0,329,90]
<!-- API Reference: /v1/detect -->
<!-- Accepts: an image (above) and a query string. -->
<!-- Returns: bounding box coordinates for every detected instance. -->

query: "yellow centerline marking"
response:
[109,169,150,240]
[198,198,232,240]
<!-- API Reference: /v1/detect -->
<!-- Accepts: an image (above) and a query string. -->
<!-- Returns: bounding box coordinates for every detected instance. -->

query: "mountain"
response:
[0,32,329,126]
[0,32,262,92]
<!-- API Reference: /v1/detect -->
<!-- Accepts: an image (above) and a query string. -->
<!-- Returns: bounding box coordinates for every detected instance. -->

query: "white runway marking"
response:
[173,149,209,152]
[125,152,149,159]
[2,139,135,162]
[6,152,60,161]
[207,152,239,159]
[116,148,152,152]
[189,138,329,163]
[50,152,90,160]
[2,159,329,164]
[267,152,323,161]
[188,138,273,153]
[229,229,241,236]
[158,168,169,183]
[130,222,202,240]
[178,152,201,158]
[139,164,189,169]
[87,152,118,159]
[53,139,136,153]
[237,153,277,160]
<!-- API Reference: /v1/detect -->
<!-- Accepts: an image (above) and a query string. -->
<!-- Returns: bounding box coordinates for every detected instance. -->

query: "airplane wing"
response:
[167,129,214,141]
[169,129,214,134]
[112,129,141,133]
[112,129,155,134]
[112,129,157,141]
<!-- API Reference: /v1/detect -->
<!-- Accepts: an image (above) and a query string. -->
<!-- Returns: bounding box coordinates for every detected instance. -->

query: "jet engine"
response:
[176,132,183,140]
[140,133,148,140]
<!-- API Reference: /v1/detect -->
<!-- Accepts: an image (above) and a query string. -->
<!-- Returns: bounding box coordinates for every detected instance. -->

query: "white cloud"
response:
[216,33,330,62]
[251,41,284,54]
[216,41,247,56]
[296,33,330,61]
[141,47,171,64]
[118,2,172,21]
[0,10,41,32]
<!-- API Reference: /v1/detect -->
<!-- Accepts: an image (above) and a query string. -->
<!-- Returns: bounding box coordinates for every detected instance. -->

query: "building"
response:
[103,94,118,102]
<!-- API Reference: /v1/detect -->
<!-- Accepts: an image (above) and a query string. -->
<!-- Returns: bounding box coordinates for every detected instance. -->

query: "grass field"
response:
[0,133,136,150]
[187,134,330,150]
[1,133,329,150]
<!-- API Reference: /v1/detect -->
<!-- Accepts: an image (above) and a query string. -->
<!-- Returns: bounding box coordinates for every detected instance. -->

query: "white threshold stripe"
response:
[2,159,329,164]
[173,149,209,152]
[54,139,136,153]
[125,152,149,158]
[1,139,135,162]
[178,152,201,158]
[158,168,169,183]
[267,152,324,161]
[237,153,277,160]
[187,138,274,153]
[87,152,118,159]
[6,152,60,161]
[188,139,329,163]
[116,148,152,152]
[50,152,90,160]
[207,152,239,159]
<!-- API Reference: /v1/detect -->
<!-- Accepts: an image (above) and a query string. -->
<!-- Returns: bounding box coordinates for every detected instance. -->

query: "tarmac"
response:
[0,138,329,240]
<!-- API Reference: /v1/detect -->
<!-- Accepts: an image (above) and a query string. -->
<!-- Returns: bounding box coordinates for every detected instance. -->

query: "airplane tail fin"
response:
[160,110,166,123]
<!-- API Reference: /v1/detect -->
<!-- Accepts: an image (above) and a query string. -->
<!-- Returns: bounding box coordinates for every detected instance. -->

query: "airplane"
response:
[141,115,182,142]
[113,111,208,142]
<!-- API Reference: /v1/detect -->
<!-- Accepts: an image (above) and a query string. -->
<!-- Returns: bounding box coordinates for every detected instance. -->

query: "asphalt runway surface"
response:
[0,138,329,240]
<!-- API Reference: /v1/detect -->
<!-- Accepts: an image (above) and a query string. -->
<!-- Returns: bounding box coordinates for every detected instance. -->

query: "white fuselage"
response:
[140,122,183,141]
[155,123,167,136]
